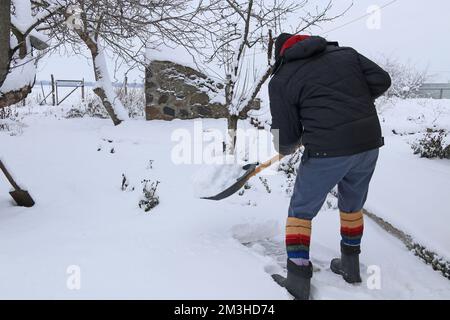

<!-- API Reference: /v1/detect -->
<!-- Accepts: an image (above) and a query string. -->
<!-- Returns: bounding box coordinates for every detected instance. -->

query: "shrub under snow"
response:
[138,179,160,213]
[412,129,450,159]
[65,88,144,119]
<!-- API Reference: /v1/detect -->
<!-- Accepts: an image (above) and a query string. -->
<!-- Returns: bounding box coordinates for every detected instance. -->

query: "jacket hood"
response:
[284,36,328,62]
[275,33,294,61]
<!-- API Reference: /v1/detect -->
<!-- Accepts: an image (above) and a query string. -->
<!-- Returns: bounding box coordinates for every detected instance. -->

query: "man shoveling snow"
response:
[269,34,391,300]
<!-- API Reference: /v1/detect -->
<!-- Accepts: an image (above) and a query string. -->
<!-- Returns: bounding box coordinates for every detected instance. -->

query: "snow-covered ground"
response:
[368,98,450,260]
[0,99,449,299]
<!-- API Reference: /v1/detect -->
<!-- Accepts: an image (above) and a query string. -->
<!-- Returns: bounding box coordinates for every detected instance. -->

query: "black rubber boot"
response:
[330,242,362,284]
[272,259,313,300]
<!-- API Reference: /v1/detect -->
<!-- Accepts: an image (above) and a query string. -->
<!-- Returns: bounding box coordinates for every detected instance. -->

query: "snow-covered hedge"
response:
[412,129,450,159]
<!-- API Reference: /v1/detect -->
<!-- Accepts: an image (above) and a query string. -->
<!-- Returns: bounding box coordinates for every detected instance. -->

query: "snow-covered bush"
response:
[278,150,302,176]
[0,105,24,135]
[412,129,450,159]
[121,174,135,192]
[377,57,427,99]
[84,96,109,119]
[278,149,302,196]
[115,87,145,119]
[258,177,272,194]
[146,160,154,170]
[65,93,108,119]
[64,108,84,119]
[0,105,18,122]
[139,179,160,213]
[65,88,145,119]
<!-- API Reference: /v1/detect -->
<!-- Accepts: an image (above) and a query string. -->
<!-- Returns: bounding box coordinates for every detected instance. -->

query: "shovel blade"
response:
[201,179,248,201]
[201,163,258,201]
[10,190,35,208]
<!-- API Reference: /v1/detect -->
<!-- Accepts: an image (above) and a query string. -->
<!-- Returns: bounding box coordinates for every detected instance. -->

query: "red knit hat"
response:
[280,35,311,56]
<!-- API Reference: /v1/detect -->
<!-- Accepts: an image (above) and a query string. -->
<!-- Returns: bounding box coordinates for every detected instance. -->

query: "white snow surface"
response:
[378,98,450,134]
[0,99,449,299]
[367,99,450,260]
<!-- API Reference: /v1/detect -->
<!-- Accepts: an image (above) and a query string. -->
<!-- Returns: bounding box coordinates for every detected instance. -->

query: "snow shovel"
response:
[201,154,284,201]
[0,159,35,207]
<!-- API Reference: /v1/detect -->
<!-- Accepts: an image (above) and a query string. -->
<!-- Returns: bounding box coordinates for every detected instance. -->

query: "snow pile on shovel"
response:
[192,156,248,199]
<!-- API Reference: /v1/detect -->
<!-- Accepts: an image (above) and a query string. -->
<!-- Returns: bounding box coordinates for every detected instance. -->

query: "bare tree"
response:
[199,0,347,153]
[36,0,213,125]
[377,56,427,99]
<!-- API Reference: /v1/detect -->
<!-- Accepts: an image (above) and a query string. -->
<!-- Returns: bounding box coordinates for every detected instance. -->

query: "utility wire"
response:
[321,0,399,36]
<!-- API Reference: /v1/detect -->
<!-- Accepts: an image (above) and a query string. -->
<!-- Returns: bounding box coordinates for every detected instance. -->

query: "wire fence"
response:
[418,83,450,99]
[35,75,144,106]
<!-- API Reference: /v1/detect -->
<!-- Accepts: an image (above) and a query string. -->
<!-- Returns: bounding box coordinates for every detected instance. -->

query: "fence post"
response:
[81,78,85,101]
[55,80,59,105]
[124,76,128,95]
[40,81,46,105]
[51,74,56,106]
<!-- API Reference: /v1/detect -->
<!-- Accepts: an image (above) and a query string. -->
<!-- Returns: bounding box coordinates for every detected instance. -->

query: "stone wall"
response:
[145,60,228,120]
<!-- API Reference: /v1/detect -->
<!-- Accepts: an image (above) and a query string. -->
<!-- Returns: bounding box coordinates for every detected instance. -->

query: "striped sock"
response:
[286,217,312,263]
[340,211,364,247]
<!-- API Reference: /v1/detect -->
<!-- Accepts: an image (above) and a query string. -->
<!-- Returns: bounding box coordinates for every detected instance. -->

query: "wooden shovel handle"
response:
[0,160,21,191]
[247,154,285,180]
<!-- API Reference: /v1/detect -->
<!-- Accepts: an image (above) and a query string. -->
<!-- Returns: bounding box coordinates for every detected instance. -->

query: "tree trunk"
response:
[77,31,126,126]
[91,49,125,126]
[225,75,238,154]
[227,114,239,154]
[0,0,11,88]
[93,86,122,126]
[0,84,33,109]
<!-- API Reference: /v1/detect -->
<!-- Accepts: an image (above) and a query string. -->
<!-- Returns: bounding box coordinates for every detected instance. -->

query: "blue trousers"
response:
[288,149,379,220]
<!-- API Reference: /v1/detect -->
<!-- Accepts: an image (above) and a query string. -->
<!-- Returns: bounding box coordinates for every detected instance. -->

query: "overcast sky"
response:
[317,0,450,82]
[37,0,450,83]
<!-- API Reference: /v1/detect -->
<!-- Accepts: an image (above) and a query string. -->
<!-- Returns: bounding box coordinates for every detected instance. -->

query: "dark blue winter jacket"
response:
[269,36,391,157]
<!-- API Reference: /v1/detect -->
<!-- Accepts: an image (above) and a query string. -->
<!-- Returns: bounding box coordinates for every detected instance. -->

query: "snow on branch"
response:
[1,0,60,107]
